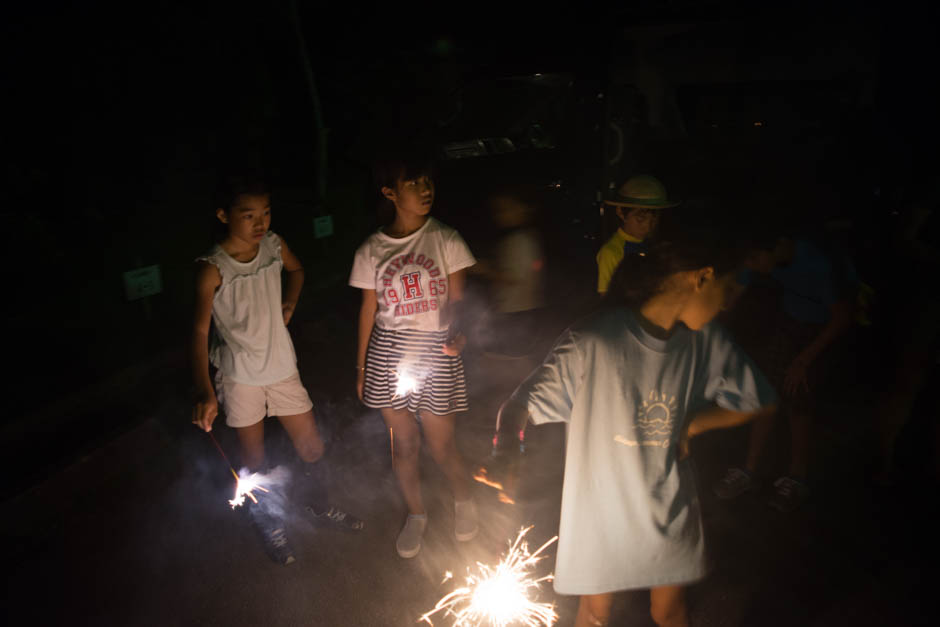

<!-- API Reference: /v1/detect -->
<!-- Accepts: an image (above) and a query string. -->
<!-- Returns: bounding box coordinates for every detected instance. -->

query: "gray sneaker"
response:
[455,499,479,542]
[767,476,809,512]
[248,502,295,565]
[713,467,753,499]
[396,514,427,558]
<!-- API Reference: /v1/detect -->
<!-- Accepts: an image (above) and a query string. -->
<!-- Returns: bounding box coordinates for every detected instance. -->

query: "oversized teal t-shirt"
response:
[512,309,776,594]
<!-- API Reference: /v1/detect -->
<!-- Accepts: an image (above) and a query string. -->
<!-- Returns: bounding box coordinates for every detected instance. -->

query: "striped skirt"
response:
[363,325,469,415]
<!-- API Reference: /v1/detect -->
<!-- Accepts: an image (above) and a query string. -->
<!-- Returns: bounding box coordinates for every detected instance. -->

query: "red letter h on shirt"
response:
[400,272,423,300]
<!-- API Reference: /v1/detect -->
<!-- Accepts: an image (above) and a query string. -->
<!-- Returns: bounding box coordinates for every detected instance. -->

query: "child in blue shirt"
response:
[493,230,776,627]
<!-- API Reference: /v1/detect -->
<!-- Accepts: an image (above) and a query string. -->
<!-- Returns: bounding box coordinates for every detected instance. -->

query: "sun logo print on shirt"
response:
[615,390,679,449]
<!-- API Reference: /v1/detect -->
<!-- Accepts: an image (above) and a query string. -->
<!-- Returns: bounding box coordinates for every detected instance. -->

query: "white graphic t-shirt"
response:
[349,217,476,332]
[512,308,776,594]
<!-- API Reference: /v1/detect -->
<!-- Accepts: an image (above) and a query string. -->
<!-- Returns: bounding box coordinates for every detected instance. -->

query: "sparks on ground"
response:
[419,526,558,626]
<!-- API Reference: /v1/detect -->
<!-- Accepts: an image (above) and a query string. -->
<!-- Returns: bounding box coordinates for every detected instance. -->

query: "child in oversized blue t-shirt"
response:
[490,231,777,627]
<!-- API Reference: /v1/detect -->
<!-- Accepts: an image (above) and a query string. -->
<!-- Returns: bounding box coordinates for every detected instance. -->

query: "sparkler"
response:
[471,468,515,505]
[394,368,418,398]
[419,526,558,627]
[206,430,270,509]
[227,470,270,509]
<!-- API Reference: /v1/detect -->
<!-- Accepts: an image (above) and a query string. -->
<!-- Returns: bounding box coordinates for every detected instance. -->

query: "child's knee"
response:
[297,439,325,463]
[578,594,613,626]
[393,433,422,460]
[649,593,686,626]
[427,438,457,464]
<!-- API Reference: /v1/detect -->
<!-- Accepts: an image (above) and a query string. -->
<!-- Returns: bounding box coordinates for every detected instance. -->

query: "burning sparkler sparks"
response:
[472,468,515,504]
[228,469,270,509]
[206,431,275,509]
[419,526,558,627]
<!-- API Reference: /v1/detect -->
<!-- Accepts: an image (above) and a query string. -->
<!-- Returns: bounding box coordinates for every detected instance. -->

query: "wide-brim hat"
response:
[604,175,680,209]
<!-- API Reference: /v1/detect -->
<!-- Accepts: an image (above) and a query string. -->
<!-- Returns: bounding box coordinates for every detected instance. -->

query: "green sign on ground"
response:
[314,215,334,238]
[123,265,162,301]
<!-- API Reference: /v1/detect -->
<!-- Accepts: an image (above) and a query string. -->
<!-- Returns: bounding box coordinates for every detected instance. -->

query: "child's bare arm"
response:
[680,404,776,458]
[443,269,468,355]
[356,289,378,401]
[280,236,304,325]
[192,261,221,431]
[495,396,530,452]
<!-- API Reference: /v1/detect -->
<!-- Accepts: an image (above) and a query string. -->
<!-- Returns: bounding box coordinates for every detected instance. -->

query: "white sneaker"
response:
[455,499,479,542]
[396,514,427,558]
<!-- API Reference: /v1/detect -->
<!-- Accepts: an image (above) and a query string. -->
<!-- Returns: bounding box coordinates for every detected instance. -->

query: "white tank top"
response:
[196,231,298,385]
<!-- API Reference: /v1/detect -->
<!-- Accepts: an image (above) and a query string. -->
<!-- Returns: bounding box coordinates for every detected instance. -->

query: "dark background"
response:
[1,0,936,495]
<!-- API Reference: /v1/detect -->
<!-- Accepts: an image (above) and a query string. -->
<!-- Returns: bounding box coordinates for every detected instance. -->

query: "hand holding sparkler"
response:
[192,391,219,432]
[474,398,529,504]
[474,430,524,505]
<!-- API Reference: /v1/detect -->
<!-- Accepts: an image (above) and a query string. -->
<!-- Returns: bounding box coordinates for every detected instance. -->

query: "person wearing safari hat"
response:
[596,175,679,295]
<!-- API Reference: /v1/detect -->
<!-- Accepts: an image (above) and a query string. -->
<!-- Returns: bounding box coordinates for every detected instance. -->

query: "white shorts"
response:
[215,371,314,428]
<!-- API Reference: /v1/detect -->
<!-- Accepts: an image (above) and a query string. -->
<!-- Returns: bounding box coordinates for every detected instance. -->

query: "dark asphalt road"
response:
[2,275,935,626]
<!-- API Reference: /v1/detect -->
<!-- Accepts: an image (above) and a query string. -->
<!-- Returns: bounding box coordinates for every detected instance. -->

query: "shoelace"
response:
[774,477,797,497]
[324,508,346,523]
[269,528,289,549]
[722,468,749,485]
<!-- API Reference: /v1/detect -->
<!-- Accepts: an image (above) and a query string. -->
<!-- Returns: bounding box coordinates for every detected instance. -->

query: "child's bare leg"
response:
[649,585,688,627]
[381,407,425,515]
[420,411,470,501]
[277,410,325,463]
[744,408,777,473]
[789,410,812,479]
[236,421,265,471]
[575,593,614,627]
[875,348,928,476]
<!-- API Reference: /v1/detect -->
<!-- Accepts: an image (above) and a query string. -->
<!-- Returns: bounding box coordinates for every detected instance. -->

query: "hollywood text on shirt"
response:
[380,252,447,317]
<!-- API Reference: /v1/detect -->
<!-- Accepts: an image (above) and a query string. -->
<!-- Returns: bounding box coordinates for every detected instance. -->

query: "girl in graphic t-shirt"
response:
[349,150,478,558]
[491,231,777,627]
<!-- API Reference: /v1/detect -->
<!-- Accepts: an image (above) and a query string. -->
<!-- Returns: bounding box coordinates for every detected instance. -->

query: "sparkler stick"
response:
[207,429,237,476]
[420,526,558,626]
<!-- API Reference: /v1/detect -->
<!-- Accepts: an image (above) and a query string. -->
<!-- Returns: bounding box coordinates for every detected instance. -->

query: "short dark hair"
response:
[372,145,435,191]
[604,226,746,307]
[371,144,436,224]
[213,170,271,212]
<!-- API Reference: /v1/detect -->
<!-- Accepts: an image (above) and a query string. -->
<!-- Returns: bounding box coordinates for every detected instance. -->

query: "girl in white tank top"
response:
[191,177,362,565]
